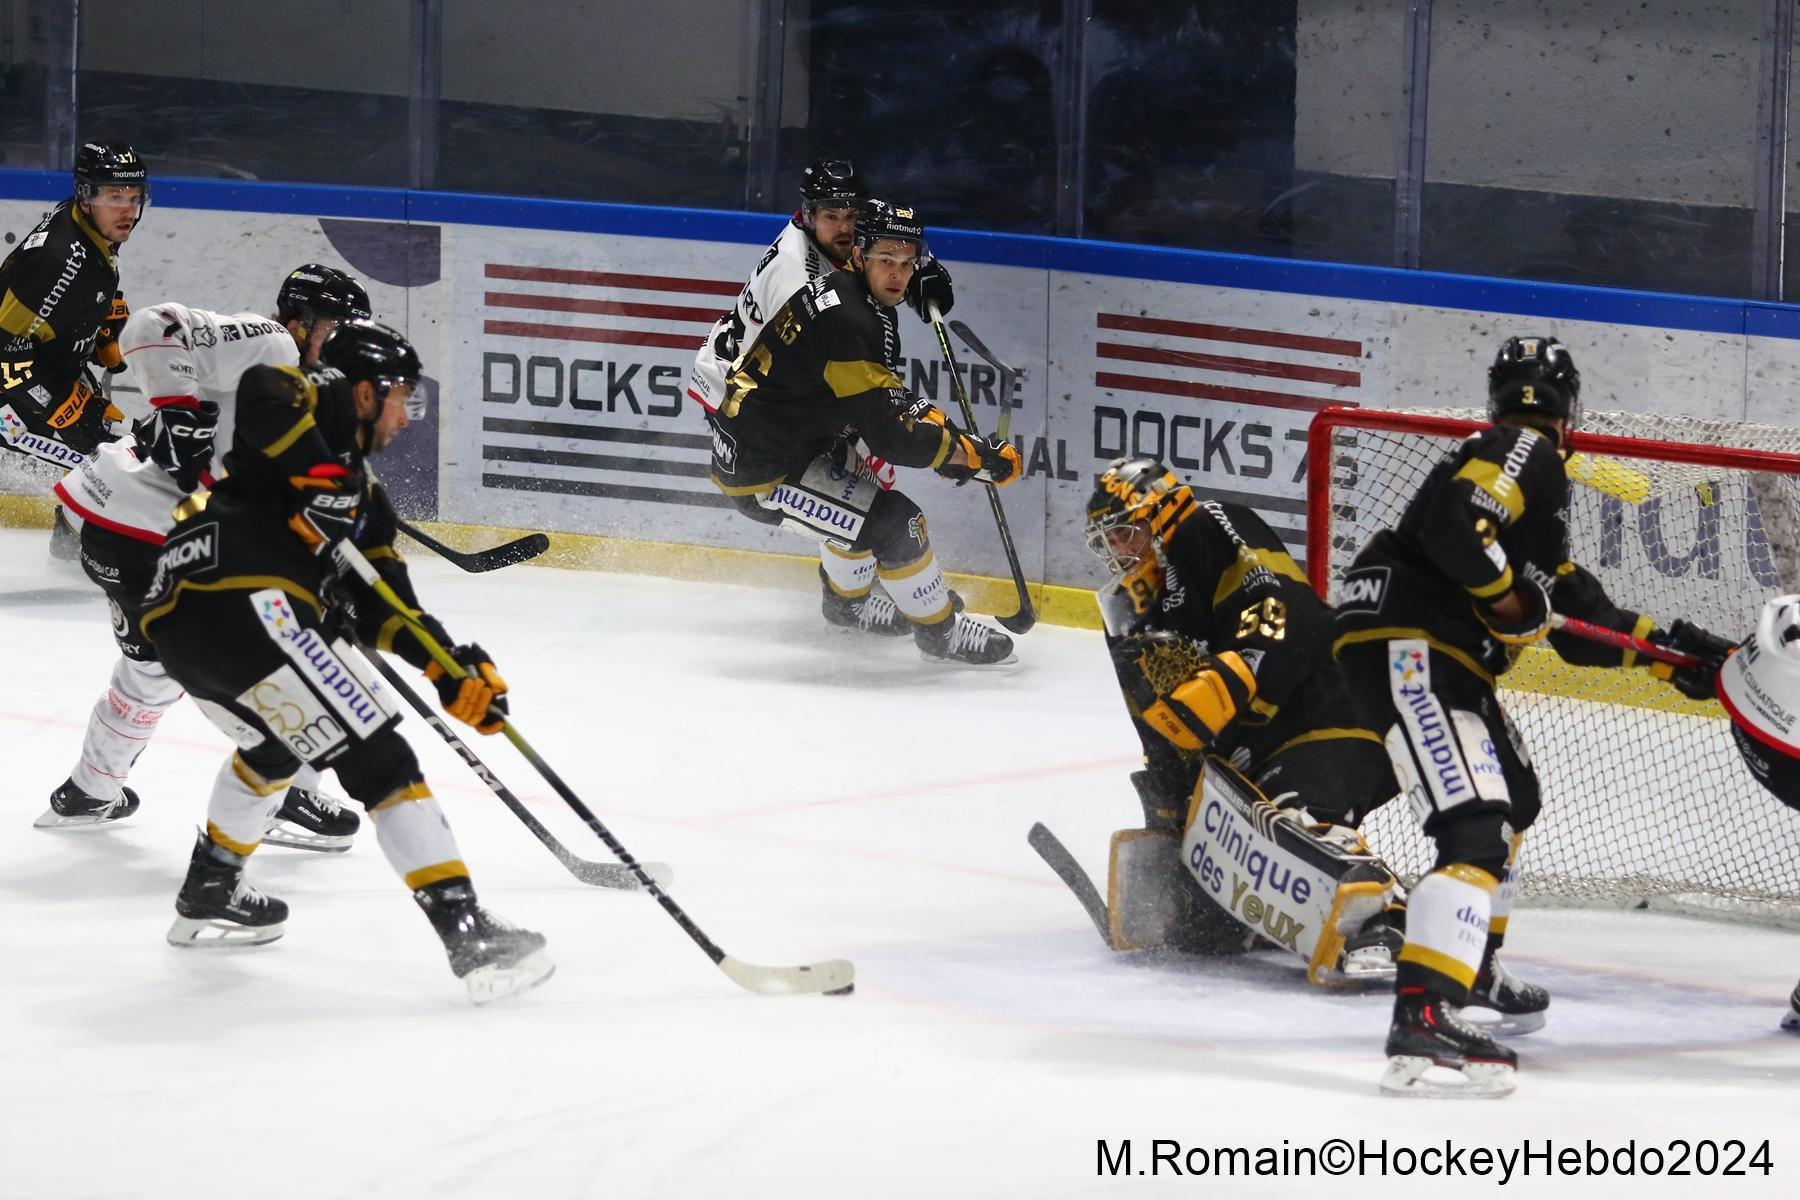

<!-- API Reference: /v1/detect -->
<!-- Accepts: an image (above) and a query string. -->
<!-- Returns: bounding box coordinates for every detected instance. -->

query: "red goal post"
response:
[1304,405,1800,926]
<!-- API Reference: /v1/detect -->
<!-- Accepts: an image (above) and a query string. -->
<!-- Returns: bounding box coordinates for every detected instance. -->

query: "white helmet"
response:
[1717,594,1800,756]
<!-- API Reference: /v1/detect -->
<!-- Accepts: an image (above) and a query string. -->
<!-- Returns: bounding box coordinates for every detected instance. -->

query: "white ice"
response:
[1,527,1796,1200]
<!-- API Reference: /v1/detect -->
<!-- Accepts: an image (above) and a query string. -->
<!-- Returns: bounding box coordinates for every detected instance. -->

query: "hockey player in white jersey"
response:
[39,265,371,849]
[688,158,957,636]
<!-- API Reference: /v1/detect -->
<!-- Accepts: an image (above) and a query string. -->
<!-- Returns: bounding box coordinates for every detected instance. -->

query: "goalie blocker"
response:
[1107,757,1400,984]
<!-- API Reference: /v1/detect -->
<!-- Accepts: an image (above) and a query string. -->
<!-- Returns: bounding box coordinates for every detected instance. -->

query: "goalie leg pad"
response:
[1105,829,1183,950]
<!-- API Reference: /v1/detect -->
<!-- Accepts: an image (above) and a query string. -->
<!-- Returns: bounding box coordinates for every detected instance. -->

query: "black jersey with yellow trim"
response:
[1333,421,1648,678]
[0,200,122,434]
[140,363,450,669]
[1102,497,1368,768]
[710,268,953,490]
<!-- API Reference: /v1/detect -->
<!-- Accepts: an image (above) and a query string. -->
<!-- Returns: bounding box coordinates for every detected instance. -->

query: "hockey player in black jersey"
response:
[1333,336,1728,1096]
[1085,457,1404,968]
[0,143,146,464]
[139,321,552,1003]
[707,200,1022,665]
[38,265,372,850]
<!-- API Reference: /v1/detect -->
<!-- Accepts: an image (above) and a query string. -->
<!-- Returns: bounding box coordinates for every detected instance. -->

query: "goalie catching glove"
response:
[936,429,1021,486]
[424,643,510,734]
[1647,619,1735,700]
[1113,629,1257,752]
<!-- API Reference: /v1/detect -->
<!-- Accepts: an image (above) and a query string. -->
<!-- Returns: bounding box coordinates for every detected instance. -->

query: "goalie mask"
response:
[1085,456,1198,612]
[1717,594,1800,760]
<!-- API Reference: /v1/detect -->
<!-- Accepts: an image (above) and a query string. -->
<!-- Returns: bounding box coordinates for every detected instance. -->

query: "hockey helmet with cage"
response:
[1084,456,1198,576]
[854,200,929,261]
[800,157,869,211]
[319,320,426,420]
[74,143,148,215]
[1718,595,1800,758]
[277,264,372,326]
[1488,335,1581,433]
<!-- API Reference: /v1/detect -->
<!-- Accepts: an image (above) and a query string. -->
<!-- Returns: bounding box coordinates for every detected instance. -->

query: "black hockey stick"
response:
[1027,822,1112,945]
[947,319,1021,441]
[398,519,550,573]
[356,640,671,891]
[928,302,1037,635]
[335,542,854,997]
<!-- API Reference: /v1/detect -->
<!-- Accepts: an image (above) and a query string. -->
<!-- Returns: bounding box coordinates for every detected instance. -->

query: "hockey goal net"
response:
[1307,406,1800,927]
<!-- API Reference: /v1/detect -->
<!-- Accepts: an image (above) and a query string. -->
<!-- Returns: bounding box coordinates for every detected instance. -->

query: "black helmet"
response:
[1488,336,1581,431]
[277,264,372,325]
[854,199,928,258]
[320,320,425,417]
[74,143,148,213]
[800,157,868,209]
[1084,456,1197,573]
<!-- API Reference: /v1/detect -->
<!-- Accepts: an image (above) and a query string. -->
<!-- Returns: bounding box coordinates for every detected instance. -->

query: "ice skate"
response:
[167,832,288,947]
[262,785,359,853]
[1339,909,1405,981]
[1381,986,1518,1099]
[34,778,141,830]
[1782,981,1800,1033]
[1462,955,1549,1036]
[819,568,909,636]
[915,611,1016,665]
[414,878,554,1005]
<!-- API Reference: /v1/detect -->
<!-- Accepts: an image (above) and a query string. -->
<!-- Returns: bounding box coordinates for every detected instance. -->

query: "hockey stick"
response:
[356,640,671,891]
[947,319,1021,441]
[1548,612,1704,668]
[928,301,1037,635]
[398,519,550,573]
[333,542,854,996]
[1027,822,1112,944]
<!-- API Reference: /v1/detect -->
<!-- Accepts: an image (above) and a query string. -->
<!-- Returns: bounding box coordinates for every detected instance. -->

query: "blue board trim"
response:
[0,166,1780,339]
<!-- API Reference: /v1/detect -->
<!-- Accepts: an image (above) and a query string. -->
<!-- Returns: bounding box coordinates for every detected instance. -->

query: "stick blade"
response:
[719,954,856,996]
[466,533,551,571]
[998,606,1038,635]
[568,859,674,890]
[1027,822,1112,943]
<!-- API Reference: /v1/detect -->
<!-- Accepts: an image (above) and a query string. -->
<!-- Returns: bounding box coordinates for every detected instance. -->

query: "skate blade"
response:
[166,916,286,948]
[32,807,132,830]
[1779,1007,1799,1033]
[1380,1055,1516,1099]
[260,820,355,853]
[463,949,556,1006]
[917,650,1020,667]
[1337,948,1399,983]
[1460,1006,1547,1038]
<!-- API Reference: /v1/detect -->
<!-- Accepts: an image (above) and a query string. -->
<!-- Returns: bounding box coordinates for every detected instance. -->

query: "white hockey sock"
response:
[205,753,292,855]
[1490,834,1523,945]
[68,656,184,801]
[369,785,468,890]
[1396,864,1498,995]
[878,551,953,623]
[820,545,877,598]
[289,764,324,795]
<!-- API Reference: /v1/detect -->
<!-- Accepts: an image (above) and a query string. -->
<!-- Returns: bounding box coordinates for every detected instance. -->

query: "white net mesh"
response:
[1315,408,1800,927]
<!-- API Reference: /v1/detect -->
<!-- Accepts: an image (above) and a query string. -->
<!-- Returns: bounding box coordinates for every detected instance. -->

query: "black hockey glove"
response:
[1473,577,1551,645]
[905,258,954,323]
[1647,619,1735,700]
[937,430,1021,486]
[424,643,510,734]
[136,399,219,492]
[287,463,364,556]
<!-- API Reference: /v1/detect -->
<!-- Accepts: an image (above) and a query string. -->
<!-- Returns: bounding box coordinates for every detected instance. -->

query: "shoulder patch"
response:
[21,231,46,252]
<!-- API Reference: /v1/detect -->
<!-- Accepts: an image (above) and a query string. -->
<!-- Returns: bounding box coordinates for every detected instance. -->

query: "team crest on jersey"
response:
[21,230,46,251]
[190,322,216,349]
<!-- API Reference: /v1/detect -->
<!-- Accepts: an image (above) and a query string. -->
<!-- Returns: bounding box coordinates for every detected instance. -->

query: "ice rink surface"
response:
[2,526,1796,1199]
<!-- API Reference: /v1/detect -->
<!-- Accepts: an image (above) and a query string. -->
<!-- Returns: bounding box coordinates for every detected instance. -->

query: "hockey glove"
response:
[1113,629,1257,753]
[1474,577,1551,645]
[905,258,954,323]
[92,292,129,372]
[937,431,1021,486]
[286,462,364,555]
[1647,619,1735,700]
[425,643,510,734]
[137,399,219,492]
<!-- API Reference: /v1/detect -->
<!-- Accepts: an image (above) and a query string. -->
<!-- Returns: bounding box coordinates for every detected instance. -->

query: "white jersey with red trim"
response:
[55,303,298,542]
[688,217,830,415]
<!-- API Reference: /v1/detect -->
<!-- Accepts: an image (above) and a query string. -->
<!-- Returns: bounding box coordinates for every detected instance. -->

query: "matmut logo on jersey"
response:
[0,404,87,469]
[252,588,393,738]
